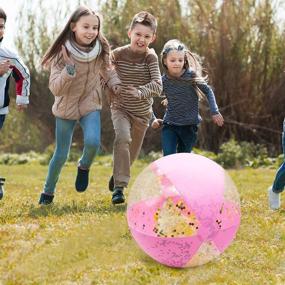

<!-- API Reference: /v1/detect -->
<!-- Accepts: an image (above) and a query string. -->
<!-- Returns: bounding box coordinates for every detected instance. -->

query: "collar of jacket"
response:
[65,39,102,62]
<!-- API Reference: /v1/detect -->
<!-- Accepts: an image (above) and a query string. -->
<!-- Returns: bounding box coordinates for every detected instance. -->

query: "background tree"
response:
[3,0,285,155]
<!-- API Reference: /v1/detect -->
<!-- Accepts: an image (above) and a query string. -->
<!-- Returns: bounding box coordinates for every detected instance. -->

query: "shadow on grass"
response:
[28,199,126,218]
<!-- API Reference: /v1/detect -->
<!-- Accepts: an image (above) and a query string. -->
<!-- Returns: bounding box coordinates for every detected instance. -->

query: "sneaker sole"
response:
[112,197,125,204]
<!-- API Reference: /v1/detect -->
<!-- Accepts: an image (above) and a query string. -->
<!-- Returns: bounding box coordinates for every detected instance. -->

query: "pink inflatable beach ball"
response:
[127,153,240,268]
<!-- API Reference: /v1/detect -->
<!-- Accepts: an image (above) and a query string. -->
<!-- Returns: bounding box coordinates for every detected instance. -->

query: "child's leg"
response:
[177,125,198,153]
[0,177,5,200]
[129,116,149,165]
[272,119,285,193]
[161,124,178,156]
[111,109,132,188]
[78,110,101,168]
[0,115,6,130]
[272,163,285,193]
[43,118,76,195]
[268,119,285,209]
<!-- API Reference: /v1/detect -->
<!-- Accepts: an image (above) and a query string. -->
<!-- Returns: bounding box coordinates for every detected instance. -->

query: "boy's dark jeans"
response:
[161,123,198,156]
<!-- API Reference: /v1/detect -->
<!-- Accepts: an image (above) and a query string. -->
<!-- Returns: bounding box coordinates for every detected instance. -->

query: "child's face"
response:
[0,18,5,39]
[128,23,156,53]
[164,50,185,77]
[71,15,99,46]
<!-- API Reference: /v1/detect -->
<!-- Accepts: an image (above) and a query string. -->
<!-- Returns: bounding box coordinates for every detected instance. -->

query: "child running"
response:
[0,7,30,200]
[152,39,224,155]
[39,5,120,205]
[108,11,162,204]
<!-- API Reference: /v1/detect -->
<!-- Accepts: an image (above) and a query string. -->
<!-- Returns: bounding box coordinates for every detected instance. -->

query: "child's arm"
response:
[150,111,161,129]
[151,117,163,129]
[99,50,121,95]
[9,55,30,108]
[151,92,167,129]
[136,51,162,99]
[49,46,76,97]
[211,113,224,126]
[196,77,224,127]
[0,60,10,76]
[100,67,121,95]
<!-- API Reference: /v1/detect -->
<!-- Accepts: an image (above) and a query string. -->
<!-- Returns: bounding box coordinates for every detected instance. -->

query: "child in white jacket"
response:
[0,7,30,200]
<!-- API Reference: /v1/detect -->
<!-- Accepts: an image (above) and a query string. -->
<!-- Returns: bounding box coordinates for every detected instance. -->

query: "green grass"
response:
[0,156,284,285]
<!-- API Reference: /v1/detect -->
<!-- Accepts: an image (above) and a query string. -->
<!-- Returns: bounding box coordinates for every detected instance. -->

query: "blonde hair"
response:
[41,5,110,68]
[161,39,208,99]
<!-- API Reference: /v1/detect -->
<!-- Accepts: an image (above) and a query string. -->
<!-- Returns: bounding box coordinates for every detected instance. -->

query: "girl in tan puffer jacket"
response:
[39,5,121,205]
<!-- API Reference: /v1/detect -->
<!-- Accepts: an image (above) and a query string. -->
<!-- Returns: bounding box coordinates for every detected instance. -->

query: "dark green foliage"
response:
[215,139,277,168]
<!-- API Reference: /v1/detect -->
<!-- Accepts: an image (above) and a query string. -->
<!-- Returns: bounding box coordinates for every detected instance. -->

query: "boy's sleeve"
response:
[138,50,162,99]
[100,51,121,89]
[10,53,30,105]
[49,54,76,97]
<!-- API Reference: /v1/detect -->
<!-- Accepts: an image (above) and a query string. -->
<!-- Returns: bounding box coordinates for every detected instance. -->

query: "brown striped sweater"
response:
[111,45,162,118]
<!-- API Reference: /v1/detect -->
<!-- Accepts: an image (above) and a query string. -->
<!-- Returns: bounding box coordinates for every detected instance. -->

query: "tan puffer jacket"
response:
[49,52,120,120]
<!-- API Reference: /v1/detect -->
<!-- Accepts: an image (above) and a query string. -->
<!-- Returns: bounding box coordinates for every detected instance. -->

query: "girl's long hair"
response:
[161,39,208,100]
[41,5,110,68]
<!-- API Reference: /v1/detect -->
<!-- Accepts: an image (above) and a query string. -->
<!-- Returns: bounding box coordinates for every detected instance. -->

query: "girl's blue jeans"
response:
[43,111,101,195]
[161,123,198,156]
[272,118,285,193]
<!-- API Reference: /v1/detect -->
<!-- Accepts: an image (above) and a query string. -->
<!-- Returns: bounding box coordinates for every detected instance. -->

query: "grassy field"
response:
[0,155,284,285]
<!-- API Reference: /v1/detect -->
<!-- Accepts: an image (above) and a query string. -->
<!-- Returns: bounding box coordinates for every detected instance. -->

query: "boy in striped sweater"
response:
[108,11,162,204]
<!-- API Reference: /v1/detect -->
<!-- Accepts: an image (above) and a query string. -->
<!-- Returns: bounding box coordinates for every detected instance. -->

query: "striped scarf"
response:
[65,39,101,62]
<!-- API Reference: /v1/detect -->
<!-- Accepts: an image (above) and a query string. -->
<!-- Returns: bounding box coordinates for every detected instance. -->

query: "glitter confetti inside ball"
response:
[127,153,241,268]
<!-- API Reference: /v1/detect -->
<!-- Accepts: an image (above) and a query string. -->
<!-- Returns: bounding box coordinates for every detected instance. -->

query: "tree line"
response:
[2,0,285,155]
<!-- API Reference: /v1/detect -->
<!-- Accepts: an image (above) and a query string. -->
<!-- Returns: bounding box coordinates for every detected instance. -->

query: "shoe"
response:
[75,167,89,192]
[0,177,5,200]
[268,186,280,210]
[108,175,114,192]
[112,187,125,204]
[39,193,54,205]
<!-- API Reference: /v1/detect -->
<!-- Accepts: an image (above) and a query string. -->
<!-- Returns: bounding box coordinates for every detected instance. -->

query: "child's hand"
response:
[0,60,11,76]
[212,113,224,127]
[161,98,168,107]
[151,119,163,129]
[61,45,74,66]
[125,86,141,99]
[112,85,121,95]
[16,104,28,112]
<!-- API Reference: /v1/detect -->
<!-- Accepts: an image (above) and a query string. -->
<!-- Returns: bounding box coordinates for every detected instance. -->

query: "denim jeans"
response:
[161,123,198,156]
[272,118,285,193]
[44,111,101,194]
[0,115,6,130]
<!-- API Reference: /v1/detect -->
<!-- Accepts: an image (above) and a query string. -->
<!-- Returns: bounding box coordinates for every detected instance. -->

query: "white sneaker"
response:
[268,186,281,210]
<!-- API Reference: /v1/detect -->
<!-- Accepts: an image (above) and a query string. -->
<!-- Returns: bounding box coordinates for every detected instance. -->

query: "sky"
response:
[0,0,99,48]
[1,0,285,48]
